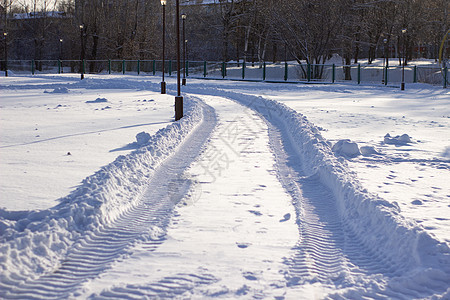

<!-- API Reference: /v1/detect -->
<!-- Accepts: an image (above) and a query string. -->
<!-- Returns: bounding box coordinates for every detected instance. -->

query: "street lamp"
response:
[401,28,407,90]
[175,0,183,121]
[182,13,186,86]
[59,38,63,60]
[79,24,85,80]
[160,0,166,94]
[3,32,8,77]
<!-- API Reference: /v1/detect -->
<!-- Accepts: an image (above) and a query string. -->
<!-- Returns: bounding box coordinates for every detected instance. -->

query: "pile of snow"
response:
[384,133,412,145]
[359,145,381,156]
[0,97,204,281]
[44,87,69,94]
[135,132,151,146]
[332,139,361,158]
[332,140,381,158]
[86,98,108,104]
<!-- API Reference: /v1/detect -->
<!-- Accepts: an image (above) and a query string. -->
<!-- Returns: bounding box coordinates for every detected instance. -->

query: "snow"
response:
[1,73,450,298]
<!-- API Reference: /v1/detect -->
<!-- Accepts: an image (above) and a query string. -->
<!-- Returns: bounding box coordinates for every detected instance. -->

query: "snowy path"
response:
[78,94,300,298]
[83,94,449,298]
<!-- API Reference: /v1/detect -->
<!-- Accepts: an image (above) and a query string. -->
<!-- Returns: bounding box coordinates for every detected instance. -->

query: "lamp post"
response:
[182,13,186,86]
[3,32,7,77]
[80,24,85,80]
[174,0,183,121]
[401,28,407,90]
[160,0,166,94]
[383,38,387,83]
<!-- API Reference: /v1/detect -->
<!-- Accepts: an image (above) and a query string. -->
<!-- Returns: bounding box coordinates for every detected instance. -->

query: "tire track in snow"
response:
[268,122,396,284]
[89,273,218,299]
[215,89,450,298]
[0,99,217,299]
[183,88,401,288]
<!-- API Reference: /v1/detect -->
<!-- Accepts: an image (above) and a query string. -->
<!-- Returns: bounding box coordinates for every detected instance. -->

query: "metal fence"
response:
[1,59,448,88]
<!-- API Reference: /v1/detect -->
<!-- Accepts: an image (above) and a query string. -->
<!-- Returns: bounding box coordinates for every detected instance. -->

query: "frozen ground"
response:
[0,74,449,299]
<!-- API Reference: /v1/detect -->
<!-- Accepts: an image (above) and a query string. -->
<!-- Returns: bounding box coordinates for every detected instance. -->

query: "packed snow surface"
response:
[0,74,449,298]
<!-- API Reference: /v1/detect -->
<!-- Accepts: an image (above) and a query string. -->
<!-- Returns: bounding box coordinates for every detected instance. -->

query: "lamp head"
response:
[182,14,186,19]
[161,0,166,5]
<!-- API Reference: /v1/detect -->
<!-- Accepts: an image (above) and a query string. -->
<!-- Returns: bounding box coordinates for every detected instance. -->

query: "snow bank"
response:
[0,96,204,281]
[197,87,450,294]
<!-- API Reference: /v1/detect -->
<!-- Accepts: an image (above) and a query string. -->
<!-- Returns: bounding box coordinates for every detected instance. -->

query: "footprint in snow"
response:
[242,272,258,281]
[248,210,262,216]
[236,242,251,249]
[279,213,291,222]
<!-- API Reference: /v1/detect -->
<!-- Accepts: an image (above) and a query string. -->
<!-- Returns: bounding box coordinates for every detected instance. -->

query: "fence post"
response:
[357,63,361,84]
[307,63,311,82]
[263,61,266,81]
[137,60,140,75]
[108,59,111,74]
[32,60,35,75]
[82,59,86,76]
[58,60,61,74]
[122,60,125,75]
[169,60,172,76]
[444,66,448,89]
[284,61,288,81]
[413,65,417,83]
[203,61,207,77]
[242,60,246,79]
[332,64,335,83]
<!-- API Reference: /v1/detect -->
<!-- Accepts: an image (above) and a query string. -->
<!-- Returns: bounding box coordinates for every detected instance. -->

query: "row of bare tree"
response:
[1,0,449,67]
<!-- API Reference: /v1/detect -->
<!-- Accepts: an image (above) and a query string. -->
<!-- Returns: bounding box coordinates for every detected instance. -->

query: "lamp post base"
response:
[401,82,405,90]
[161,81,166,94]
[182,78,186,86]
[175,96,183,121]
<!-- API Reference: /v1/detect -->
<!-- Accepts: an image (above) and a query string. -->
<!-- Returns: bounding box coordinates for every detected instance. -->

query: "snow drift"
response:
[0,96,204,282]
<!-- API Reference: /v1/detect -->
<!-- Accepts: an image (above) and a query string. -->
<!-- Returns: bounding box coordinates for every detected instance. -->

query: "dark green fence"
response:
[1,59,448,88]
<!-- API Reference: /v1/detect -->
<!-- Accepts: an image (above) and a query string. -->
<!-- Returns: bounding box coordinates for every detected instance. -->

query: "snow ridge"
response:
[0,96,204,287]
[190,87,450,297]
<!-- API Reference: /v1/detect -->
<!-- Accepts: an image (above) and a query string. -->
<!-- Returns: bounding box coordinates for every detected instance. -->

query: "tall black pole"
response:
[401,29,406,90]
[3,33,7,77]
[80,24,85,80]
[161,0,166,94]
[175,0,183,121]
[182,14,186,86]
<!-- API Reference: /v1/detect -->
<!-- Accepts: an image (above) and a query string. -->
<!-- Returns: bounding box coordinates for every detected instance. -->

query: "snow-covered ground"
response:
[0,74,449,299]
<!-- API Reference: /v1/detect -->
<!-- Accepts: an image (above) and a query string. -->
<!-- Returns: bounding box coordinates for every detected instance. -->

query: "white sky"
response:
[13,0,59,10]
